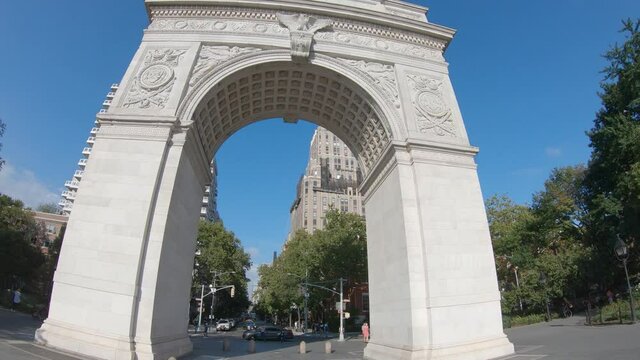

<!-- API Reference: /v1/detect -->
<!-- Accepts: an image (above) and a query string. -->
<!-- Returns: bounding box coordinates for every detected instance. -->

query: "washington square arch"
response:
[35,0,515,359]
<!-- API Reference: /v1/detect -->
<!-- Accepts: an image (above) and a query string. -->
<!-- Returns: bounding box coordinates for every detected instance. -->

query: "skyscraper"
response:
[59,84,118,216]
[289,127,364,235]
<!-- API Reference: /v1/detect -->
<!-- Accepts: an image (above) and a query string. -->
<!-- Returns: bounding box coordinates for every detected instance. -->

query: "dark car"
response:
[244,320,256,330]
[282,327,294,340]
[242,326,287,341]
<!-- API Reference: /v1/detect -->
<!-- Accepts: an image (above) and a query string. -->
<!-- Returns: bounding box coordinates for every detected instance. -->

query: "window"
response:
[313,219,317,226]
[362,293,370,312]
[313,195,317,205]
[46,224,56,234]
[322,196,327,205]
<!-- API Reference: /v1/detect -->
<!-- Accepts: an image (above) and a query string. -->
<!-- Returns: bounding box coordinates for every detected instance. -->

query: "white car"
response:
[216,319,231,331]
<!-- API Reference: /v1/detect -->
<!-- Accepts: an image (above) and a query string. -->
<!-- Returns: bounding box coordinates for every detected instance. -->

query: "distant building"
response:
[289,126,364,235]
[200,161,221,222]
[31,211,68,255]
[58,84,119,216]
[288,126,369,319]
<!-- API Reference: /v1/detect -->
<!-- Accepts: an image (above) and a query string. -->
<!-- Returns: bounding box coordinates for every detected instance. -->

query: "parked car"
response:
[282,327,294,340]
[242,326,287,341]
[228,318,236,328]
[244,320,256,330]
[216,319,231,331]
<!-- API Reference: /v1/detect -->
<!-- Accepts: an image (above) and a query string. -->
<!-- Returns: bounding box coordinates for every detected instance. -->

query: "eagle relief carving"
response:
[277,13,332,62]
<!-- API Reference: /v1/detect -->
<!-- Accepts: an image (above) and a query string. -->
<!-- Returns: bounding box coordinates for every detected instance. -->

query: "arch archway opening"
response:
[191,61,393,177]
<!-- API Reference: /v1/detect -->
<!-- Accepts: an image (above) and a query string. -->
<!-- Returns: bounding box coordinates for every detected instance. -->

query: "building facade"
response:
[289,127,364,235]
[200,161,221,222]
[31,211,68,255]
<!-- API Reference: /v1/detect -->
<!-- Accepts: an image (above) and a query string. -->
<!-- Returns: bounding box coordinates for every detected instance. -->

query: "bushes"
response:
[589,298,640,324]
[503,313,546,328]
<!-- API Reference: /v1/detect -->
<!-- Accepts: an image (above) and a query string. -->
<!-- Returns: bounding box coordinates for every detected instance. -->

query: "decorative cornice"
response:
[146,6,448,51]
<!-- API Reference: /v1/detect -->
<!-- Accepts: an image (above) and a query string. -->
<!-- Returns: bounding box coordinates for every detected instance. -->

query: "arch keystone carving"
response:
[277,13,333,63]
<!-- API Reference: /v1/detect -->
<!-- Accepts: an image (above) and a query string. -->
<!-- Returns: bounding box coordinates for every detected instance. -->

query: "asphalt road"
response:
[3,308,640,359]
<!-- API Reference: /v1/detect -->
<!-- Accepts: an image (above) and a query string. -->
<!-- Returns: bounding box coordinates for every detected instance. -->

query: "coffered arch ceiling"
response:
[192,60,393,174]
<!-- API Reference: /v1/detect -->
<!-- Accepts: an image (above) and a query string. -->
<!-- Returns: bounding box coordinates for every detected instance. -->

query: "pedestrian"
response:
[361,321,369,343]
[11,289,22,312]
[323,322,329,338]
[203,320,209,337]
[606,289,614,304]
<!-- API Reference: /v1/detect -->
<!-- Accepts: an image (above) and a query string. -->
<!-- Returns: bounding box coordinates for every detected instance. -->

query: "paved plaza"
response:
[2,307,640,359]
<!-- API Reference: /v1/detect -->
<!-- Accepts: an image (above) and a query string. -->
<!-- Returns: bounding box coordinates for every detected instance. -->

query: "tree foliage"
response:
[0,194,45,288]
[488,166,590,315]
[36,203,60,214]
[255,210,367,322]
[584,18,640,283]
[490,19,640,320]
[193,220,252,319]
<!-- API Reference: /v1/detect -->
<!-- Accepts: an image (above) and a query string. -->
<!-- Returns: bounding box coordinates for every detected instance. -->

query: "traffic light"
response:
[230,286,235,298]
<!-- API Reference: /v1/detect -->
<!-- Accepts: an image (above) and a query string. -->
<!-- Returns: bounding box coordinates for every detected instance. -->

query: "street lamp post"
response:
[614,236,636,323]
[539,272,551,321]
[339,277,344,341]
[210,270,236,325]
[514,266,523,311]
[286,272,346,341]
[287,271,309,333]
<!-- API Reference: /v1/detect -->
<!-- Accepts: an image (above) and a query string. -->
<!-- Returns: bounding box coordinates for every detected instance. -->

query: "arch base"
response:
[364,336,514,360]
[35,320,193,360]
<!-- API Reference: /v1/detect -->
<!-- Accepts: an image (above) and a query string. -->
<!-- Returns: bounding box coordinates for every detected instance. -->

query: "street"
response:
[3,308,640,359]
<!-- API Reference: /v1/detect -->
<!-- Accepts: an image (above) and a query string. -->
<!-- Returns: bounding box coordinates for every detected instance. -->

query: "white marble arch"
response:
[35,1,514,359]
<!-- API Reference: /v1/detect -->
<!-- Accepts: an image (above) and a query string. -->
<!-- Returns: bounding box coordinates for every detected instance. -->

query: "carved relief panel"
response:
[121,48,188,109]
[397,66,470,145]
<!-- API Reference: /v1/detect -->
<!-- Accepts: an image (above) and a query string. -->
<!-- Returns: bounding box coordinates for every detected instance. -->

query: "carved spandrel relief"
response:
[190,46,262,87]
[339,59,400,108]
[276,13,333,62]
[407,74,457,138]
[123,49,187,109]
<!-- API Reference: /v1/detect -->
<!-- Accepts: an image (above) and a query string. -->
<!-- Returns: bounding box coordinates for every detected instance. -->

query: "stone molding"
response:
[96,123,173,142]
[122,48,188,109]
[360,139,478,199]
[407,73,457,138]
[146,6,447,62]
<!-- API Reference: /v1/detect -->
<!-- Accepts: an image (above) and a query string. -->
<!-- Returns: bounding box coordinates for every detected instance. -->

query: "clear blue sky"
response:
[1,1,638,285]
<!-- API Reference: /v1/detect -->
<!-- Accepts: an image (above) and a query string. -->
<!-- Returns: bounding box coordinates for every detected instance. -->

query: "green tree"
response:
[584,19,640,284]
[193,220,251,319]
[255,210,367,321]
[36,203,60,214]
[0,194,45,290]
